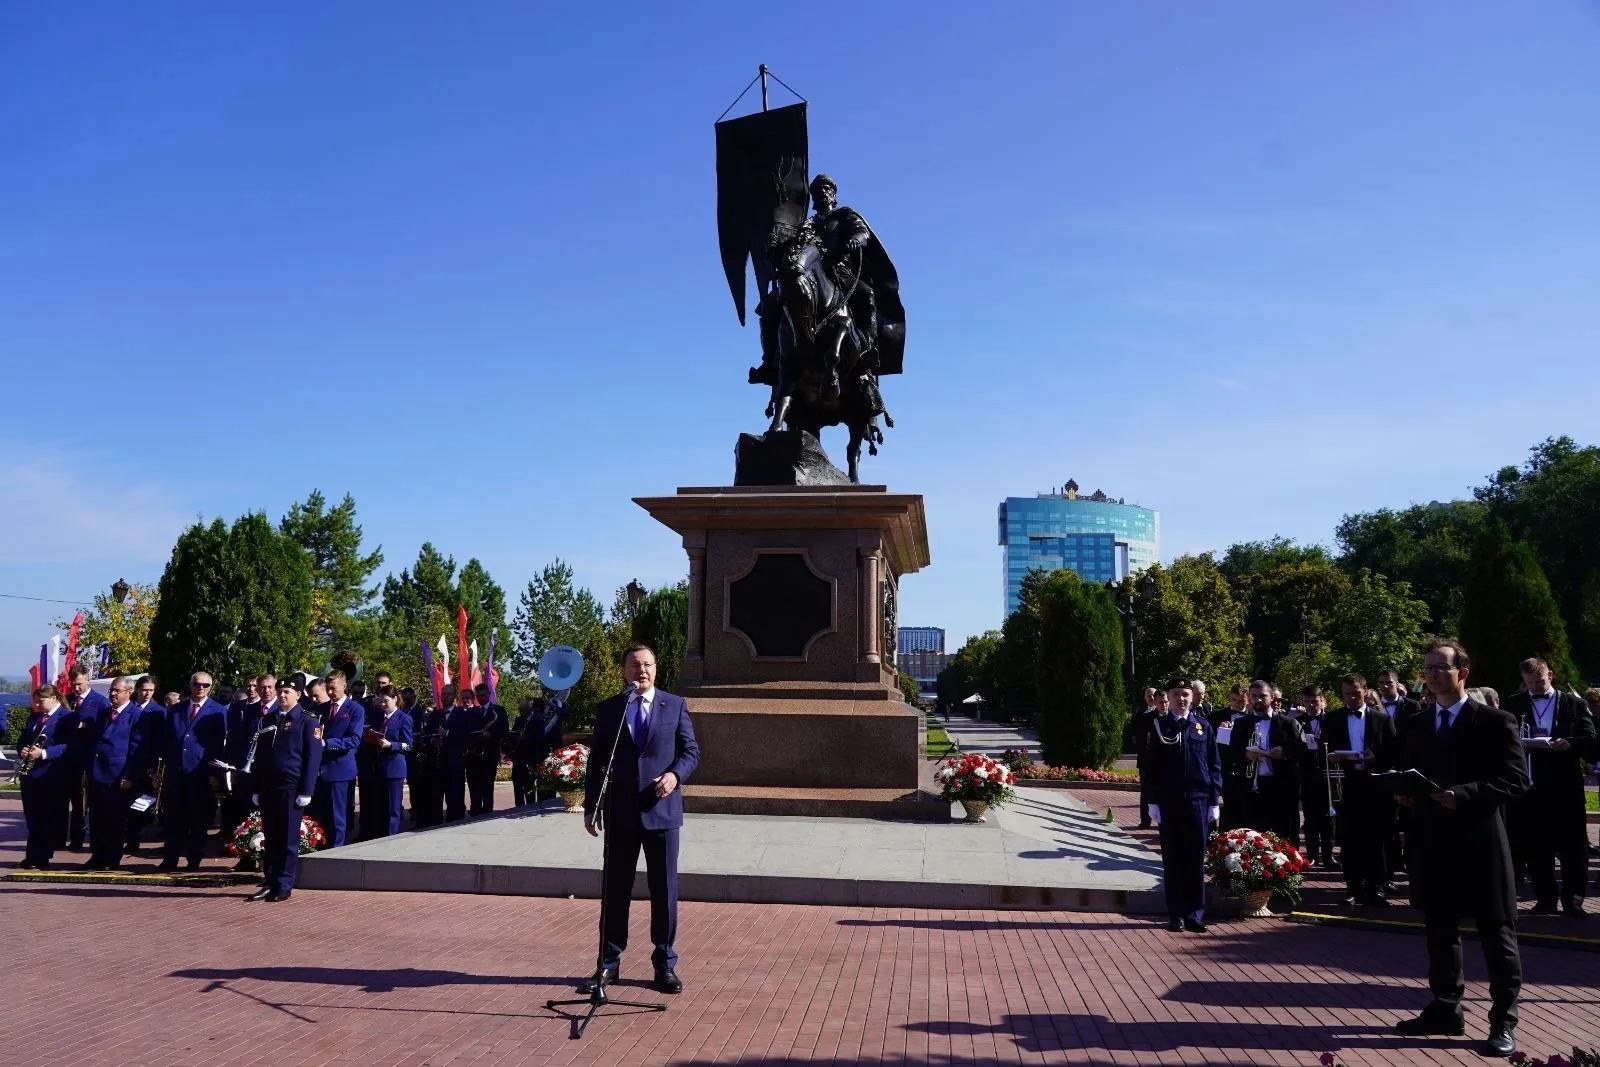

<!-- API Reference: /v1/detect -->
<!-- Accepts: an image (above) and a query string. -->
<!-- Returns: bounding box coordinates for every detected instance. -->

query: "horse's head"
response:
[771,233,829,333]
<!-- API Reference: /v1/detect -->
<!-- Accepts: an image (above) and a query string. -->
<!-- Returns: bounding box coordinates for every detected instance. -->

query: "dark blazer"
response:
[162,697,228,774]
[1229,712,1306,780]
[1503,688,1596,806]
[365,709,414,780]
[1398,698,1527,922]
[19,706,76,780]
[513,699,566,767]
[1378,695,1421,726]
[87,701,145,785]
[253,706,323,797]
[1143,712,1222,806]
[68,688,109,765]
[319,696,365,782]
[1131,708,1160,765]
[585,689,701,831]
[225,700,268,768]
[1320,707,1399,774]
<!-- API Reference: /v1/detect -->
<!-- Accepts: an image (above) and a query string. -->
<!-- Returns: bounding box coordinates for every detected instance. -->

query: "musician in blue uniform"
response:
[511,694,567,806]
[467,683,508,816]
[17,685,76,870]
[314,670,364,847]
[357,684,414,838]
[246,678,323,902]
[64,665,108,851]
[124,675,161,852]
[83,677,149,871]
[439,686,473,822]
[583,645,701,995]
[156,672,228,871]
[1145,677,1223,933]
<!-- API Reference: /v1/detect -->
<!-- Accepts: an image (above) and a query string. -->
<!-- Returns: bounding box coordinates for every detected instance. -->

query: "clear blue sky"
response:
[5,3,1599,673]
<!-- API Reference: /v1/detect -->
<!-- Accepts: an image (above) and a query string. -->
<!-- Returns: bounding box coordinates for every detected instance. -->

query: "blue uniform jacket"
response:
[87,702,146,785]
[1144,712,1223,807]
[68,688,109,766]
[438,705,474,769]
[19,706,76,781]
[162,697,228,775]
[253,706,323,797]
[365,710,414,779]
[318,696,365,782]
[584,690,700,832]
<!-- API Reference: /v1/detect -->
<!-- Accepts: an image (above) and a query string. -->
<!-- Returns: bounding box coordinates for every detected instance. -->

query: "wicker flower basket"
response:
[558,790,584,812]
[960,799,990,823]
[1239,888,1274,917]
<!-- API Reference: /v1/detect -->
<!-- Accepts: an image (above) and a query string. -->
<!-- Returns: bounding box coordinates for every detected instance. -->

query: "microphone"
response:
[620,681,638,699]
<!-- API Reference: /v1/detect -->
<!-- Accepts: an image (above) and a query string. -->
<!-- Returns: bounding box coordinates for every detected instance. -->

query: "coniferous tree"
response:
[1031,570,1126,769]
[630,582,689,693]
[148,519,235,688]
[1458,520,1581,695]
[227,512,315,679]
[280,491,383,655]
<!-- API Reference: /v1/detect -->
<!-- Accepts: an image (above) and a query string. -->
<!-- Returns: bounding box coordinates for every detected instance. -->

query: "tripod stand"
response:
[545,683,666,1039]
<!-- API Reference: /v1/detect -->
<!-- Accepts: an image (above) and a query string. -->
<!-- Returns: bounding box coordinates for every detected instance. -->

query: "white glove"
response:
[1208,805,1220,823]
[294,795,311,808]
[1149,805,1161,826]
[251,794,260,805]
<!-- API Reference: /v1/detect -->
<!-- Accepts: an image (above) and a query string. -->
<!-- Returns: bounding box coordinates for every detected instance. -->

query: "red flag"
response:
[57,611,83,691]
[456,605,469,701]
[28,663,41,696]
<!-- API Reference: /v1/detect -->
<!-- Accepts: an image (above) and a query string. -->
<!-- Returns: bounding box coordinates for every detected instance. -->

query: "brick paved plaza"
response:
[3,793,1598,1067]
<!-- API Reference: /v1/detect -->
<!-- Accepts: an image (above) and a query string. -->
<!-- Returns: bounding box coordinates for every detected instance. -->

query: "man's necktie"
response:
[632,695,647,747]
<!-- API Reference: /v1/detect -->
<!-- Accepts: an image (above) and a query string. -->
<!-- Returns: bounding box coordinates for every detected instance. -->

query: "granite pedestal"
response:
[633,485,937,819]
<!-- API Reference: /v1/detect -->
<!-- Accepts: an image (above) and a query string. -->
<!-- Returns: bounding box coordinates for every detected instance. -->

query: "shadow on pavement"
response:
[836,917,1155,932]
[902,1014,1463,1056]
[171,965,582,994]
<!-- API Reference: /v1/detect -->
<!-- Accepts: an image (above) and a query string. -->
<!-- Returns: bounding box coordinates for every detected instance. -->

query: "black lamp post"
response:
[626,579,646,619]
[111,578,130,604]
[1299,607,1311,643]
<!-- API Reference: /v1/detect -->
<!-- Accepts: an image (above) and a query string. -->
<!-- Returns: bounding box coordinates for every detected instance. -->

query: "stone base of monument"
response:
[634,483,936,820]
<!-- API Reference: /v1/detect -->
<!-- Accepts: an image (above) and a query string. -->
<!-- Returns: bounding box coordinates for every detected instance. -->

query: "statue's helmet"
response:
[808,173,837,199]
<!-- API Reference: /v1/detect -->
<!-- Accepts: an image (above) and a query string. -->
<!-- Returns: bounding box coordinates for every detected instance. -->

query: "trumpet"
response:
[153,761,166,816]
[16,740,43,777]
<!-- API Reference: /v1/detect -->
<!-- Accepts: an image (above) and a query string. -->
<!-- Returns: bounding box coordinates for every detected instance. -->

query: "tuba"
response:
[538,645,584,701]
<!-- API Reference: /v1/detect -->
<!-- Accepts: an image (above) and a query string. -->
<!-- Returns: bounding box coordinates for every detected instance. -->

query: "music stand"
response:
[545,685,667,1039]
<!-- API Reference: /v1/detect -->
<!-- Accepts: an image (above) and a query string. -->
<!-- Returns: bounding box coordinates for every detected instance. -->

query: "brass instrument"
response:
[153,761,167,815]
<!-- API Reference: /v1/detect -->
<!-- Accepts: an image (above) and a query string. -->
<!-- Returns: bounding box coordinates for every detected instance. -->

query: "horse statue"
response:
[754,231,893,484]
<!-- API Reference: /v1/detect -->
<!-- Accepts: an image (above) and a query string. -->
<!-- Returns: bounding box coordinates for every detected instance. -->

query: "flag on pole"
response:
[48,634,65,691]
[28,663,41,695]
[468,639,480,691]
[420,638,441,708]
[456,605,469,700]
[61,611,83,688]
[485,631,498,705]
[38,644,49,692]
[435,634,452,687]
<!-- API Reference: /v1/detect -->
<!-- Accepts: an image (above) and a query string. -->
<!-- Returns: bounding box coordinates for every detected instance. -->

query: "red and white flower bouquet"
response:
[1205,827,1308,908]
[935,753,1017,821]
[539,743,590,800]
[226,811,328,864]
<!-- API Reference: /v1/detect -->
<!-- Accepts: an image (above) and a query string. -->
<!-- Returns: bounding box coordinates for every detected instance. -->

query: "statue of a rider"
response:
[749,174,903,419]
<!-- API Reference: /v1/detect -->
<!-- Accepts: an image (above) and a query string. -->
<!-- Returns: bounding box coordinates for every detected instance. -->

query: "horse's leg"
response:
[822,326,846,403]
[847,421,864,483]
[767,391,791,434]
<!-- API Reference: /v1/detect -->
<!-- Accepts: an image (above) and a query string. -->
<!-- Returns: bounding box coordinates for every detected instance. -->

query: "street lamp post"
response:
[625,579,646,620]
[111,578,130,604]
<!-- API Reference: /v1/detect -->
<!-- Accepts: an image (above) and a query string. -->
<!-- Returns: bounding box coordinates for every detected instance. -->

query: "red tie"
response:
[109,707,119,723]
[190,701,201,723]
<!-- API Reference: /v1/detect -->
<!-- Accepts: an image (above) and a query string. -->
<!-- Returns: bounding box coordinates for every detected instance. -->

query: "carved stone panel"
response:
[725,550,836,660]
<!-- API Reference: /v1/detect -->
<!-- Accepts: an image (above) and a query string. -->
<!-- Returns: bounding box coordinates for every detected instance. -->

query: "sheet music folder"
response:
[1371,768,1442,798]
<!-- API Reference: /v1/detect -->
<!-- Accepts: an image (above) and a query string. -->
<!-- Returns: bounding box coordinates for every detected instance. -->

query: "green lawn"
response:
[1587,788,1597,813]
[924,723,958,758]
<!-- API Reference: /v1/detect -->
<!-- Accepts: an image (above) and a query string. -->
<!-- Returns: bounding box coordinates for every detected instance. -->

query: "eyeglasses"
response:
[1421,664,1456,674]
[192,681,213,688]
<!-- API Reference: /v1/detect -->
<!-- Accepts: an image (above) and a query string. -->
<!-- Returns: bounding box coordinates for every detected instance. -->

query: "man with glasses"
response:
[155,672,228,871]
[1393,639,1526,1058]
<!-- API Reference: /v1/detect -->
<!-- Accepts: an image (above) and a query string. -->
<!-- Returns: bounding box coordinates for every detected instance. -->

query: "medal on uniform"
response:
[1194,722,1203,735]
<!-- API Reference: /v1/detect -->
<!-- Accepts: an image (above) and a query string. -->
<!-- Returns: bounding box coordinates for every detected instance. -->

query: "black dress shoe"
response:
[17,860,38,870]
[245,886,272,902]
[1564,900,1587,919]
[263,889,291,902]
[1342,895,1358,907]
[155,860,178,872]
[1183,918,1207,933]
[1361,895,1391,908]
[81,860,104,871]
[1137,821,1152,830]
[185,858,203,871]
[1481,1021,1515,1057]
[1165,918,1184,932]
[654,968,683,994]
[1394,1010,1465,1037]
[578,966,619,994]
[1528,902,1559,916]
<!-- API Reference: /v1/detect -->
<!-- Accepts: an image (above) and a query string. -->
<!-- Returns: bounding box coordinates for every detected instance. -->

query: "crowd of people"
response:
[13,665,570,899]
[1136,640,1596,1057]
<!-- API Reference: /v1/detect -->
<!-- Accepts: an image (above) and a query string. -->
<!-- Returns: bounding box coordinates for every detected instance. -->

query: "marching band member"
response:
[1231,679,1305,846]
[83,677,149,871]
[314,670,364,847]
[1326,673,1398,906]
[358,684,413,838]
[1210,684,1250,831]
[1298,686,1334,868]
[64,665,108,851]
[245,677,322,903]
[156,672,228,871]
[439,685,472,823]
[410,693,447,829]
[1505,657,1596,916]
[18,685,75,870]
[467,683,508,816]
[1144,678,1222,933]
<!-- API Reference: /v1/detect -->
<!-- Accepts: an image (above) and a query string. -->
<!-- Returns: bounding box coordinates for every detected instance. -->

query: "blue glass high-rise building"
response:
[997,481,1159,615]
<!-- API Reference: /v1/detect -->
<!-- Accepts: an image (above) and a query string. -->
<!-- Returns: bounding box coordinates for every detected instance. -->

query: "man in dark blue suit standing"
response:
[246,677,323,902]
[84,677,149,870]
[157,672,228,871]
[315,670,364,846]
[584,644,700,995]
[64,665,109,851]
[1145,677,1223,933]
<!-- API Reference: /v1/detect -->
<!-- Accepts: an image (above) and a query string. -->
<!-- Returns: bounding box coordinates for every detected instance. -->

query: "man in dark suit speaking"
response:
[584,644,701,995]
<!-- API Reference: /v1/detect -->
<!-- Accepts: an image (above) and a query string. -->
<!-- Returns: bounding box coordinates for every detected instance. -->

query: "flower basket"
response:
[1205,827,1307,911]
[539,743,590,797]
[935,754,1016,819]
[226,811,329,865]
[557,790,584,811]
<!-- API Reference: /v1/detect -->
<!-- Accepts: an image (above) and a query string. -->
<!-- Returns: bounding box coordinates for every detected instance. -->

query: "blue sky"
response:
[4,3,1599,673]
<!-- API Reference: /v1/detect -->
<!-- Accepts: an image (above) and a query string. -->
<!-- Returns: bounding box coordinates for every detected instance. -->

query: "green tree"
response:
[1323,569,1430,683]
[1334,500,1485,634]
[896,671,920,704]
[511,559,607,677]
[1476,436,1600,680]
[58,581,160,677]
[1273,640,1339,699]
[1224,548,1350,680]
[1218,537,1333,587]
[1458,520,1581,696]
[226,512,315,679]
[456,558,513,680]
[935,631,999,715]
[990,573,1045,724]
[148,519,235,687]
[1127,555,1250,694]
[380,543,459,636]
[1031,570,1126,769]
[630,581,689,693]
[279,490,383,655]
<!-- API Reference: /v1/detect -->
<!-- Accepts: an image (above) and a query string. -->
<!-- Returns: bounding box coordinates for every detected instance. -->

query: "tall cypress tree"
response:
[148,519,235,689]
[227,512,315,679]
[1032,570,1127,768]
[1458,520,1581,695]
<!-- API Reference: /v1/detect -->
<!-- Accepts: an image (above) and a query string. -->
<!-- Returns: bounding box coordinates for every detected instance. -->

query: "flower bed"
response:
[1016,764,1139,784]
[226,811,328,865]
[1206,827,1308,907]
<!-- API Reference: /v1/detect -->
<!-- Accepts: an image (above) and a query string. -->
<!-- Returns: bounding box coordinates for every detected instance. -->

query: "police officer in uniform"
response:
[246,678,322,902]
[1145,677,1222,933]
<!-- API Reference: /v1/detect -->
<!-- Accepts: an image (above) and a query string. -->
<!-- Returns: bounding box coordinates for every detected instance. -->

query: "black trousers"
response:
[161,772,216,864]
[601,818,680,972]
[21,776,66,866]
[511,758,538,807]
[1424,910,1521,1026]
[1248,775,1300,846]
[260,788,302,895]
[442,763,467,822]
[1336,781,1388,894]
[410,766,443,828]
[223,773,254,843]
[1156,796,1208,922]
[87,781,133,868]
[466,758,496,815]
[66,769,86,848]
[1522,795,1589,906]
[1302,775,1334,863]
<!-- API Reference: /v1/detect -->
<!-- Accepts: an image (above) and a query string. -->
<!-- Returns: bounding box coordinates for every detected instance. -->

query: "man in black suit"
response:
[1326,674,1399,906]
[1132,687,1162,829]
[1375,667,1422,882]
[1505,656,1596,917]
[1210,684,1250,831]
[1393,639,1527,1058]
[1231,679,1305,845]
[583,644,701,995]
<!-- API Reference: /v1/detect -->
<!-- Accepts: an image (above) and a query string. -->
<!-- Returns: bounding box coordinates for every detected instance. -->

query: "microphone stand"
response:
[545,683,666,1039]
